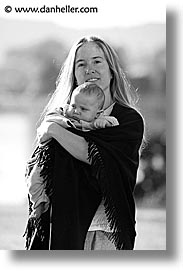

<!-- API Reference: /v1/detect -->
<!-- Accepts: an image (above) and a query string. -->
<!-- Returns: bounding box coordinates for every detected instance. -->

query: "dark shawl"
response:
[24,103,144,250]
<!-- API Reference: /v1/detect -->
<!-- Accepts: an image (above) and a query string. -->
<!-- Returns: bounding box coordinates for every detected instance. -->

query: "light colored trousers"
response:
[84,230,116,250]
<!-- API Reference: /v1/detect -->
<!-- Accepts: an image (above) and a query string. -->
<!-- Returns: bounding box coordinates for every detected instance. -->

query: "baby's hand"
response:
[30,202,46,220]
[94,118,111,129]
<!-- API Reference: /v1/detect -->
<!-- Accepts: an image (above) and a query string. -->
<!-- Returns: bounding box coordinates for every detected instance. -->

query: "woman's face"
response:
[74,42,112,95]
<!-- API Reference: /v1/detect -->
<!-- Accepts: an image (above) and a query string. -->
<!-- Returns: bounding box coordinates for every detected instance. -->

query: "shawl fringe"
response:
[23,140,55,249]
[36,141,55,198]
[23,216,44,250]
[87,139,127,250]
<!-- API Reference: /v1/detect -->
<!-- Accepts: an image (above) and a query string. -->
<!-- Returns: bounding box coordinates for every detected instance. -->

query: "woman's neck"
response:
[103,90,114,110]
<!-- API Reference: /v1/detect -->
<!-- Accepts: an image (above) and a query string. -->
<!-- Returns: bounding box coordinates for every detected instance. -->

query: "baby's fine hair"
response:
[73,82,105,110]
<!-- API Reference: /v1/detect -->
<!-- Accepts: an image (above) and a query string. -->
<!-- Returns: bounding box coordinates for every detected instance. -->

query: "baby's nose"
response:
[74,108,80,115]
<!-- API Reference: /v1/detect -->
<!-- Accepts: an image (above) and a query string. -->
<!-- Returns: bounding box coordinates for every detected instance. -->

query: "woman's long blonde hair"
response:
[38,36,139,124]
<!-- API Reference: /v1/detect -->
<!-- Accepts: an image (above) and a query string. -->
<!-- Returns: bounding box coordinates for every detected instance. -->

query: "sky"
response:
[0,0,167,29]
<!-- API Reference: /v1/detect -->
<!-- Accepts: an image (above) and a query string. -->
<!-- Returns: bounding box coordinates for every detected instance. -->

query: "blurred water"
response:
[0,112,30,205]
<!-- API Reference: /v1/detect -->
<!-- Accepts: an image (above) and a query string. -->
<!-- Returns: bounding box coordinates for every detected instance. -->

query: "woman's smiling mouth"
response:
[86,78,99,82]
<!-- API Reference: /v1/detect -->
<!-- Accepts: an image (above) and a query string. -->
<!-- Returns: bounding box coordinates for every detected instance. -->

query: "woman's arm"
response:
[37,121,90,164]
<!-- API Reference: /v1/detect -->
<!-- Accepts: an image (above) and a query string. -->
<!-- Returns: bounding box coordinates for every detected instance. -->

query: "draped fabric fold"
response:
[24,103,144,250]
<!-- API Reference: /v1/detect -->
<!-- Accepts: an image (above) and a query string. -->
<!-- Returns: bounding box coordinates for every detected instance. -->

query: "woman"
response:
[24,36,144,250]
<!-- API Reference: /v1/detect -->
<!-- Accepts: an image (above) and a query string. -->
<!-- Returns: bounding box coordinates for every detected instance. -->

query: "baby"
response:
[47,82,119,130]
[27,83,119,219]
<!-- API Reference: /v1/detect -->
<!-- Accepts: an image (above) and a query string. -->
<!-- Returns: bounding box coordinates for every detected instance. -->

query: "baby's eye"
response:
[81,107,87,111]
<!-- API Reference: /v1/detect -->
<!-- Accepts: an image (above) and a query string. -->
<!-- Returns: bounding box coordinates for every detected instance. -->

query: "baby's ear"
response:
[95,109,104,118]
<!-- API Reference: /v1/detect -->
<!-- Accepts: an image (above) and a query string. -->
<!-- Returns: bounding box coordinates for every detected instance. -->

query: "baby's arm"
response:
[93,115,119,129]
[26,163,50,219]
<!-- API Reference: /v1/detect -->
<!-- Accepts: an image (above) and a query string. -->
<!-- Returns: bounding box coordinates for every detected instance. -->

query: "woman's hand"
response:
[37,121,55,144]
[46,113,72,127]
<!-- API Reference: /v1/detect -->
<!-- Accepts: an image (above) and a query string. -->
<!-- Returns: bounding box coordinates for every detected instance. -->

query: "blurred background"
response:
[0,0,166,250]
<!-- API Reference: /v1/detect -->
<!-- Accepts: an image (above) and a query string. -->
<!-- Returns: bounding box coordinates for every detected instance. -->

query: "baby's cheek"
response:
[66,109,74,117]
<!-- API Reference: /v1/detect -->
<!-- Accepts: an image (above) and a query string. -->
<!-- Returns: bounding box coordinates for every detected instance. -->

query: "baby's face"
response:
[67,92,100,122]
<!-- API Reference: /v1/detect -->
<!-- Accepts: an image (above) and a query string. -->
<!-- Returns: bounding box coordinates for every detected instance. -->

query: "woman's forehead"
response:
[76,42,104,60]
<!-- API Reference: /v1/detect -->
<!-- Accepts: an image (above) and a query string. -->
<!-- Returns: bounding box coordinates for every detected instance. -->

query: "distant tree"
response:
[134,133,166,206]
[151,47,166,93]
[29,40,68,95]
[114,46,128,70]
[0,39,67,100]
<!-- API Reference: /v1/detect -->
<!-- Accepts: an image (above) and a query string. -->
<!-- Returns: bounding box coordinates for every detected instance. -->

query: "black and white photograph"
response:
[0,0,166,250]
[0,0,181,273]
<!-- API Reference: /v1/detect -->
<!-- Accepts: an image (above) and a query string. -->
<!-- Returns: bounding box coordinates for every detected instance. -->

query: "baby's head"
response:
[67,82,105,122]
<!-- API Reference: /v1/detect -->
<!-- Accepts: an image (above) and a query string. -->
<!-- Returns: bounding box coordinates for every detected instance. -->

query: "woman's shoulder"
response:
[112,103,144,136]
[112,103,144,122]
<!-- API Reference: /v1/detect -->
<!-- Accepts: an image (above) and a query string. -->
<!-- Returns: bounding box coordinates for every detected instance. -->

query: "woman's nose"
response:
[85,66,95,74]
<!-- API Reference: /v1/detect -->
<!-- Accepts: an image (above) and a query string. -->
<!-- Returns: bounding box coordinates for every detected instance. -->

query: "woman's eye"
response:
[77,63,85,68]
[94,60,101,64]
